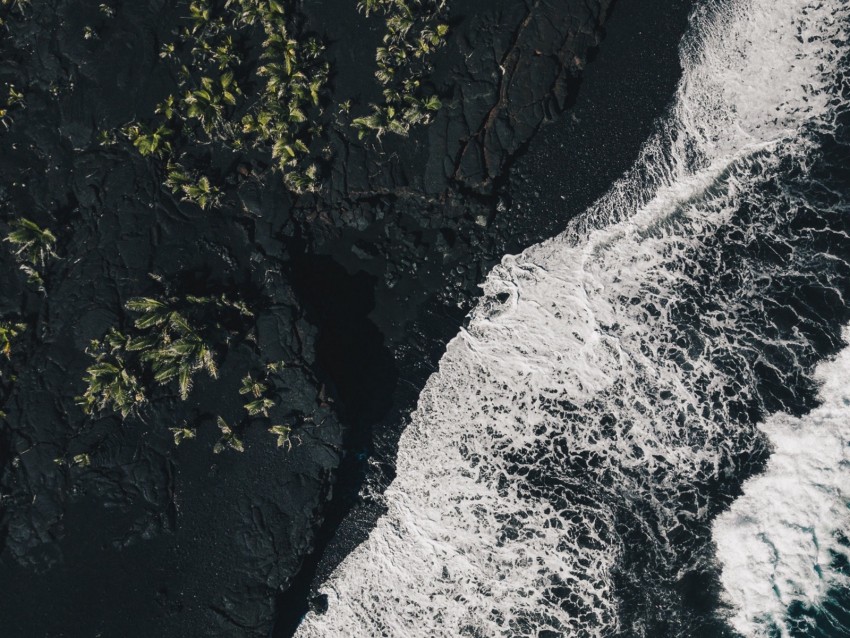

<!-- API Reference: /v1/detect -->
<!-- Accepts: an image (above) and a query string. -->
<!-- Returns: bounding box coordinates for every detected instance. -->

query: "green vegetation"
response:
[0,320,24,360]
[0,321,27,380]
[165,162,223,209]
[4,217,57,290]
[170,425,197,445]
[77,328,147,418]
[214,416,244,453]
[352,0,447,139]
[4,217,57,265]
[53,453,94,468]
[77,289,254,418]
[76,286,305,454]
[0,83,24,129]
[239,361,302,448]
[120,0,448,199]
[268,423,295,449]
[124,123,173,158]
[119,0,330,198]
[239,360,285,416]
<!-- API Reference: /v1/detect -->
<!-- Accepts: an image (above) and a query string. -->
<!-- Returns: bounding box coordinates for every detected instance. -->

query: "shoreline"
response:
[276,0,695,635]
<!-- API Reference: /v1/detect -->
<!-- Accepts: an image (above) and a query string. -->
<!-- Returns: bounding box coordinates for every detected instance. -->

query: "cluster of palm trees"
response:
[238,361,297,449]
[77,291,253,419]
[352,0,447,139]
[4,217,57,291]
[124,122,173,158]
[250,18,327,192]
[165,161,223,209]
[77,327,148,419]
[120,0,329,199]
[120,0,450,200]
[161,358,297,455]
[76,287,299,454]
[184,71,242,135]
[240,367,275,416]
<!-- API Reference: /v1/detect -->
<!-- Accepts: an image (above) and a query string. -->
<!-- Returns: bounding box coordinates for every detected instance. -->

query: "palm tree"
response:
[352,104,408,139]
[214,416,244,453]
[269,424,298,450]
[77,329,147,418]
[4,218,57,266]
[283,163,320,194]
[187,0,212,35]
[126,123,174,157]
[181,175,221,210]
[0,83,24,128]
[183,73,240,135]
[164,161,193,194]
[165,163,223,210]
[124,296,174,330]
[262,29,298,76]
[0,320,23,354]
[356,0,387,17]
[271,134,309,165]
[0,320,24,359]
[155,95,176,120]
[244,396,275,416]
[212,35,240,69]
[169,427,196,446]
[146,330,218,399]
[239,373,267,399]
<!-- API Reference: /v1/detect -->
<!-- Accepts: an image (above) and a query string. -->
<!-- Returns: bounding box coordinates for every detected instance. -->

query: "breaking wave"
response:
[713,328,850,638]
[296,0,850,636]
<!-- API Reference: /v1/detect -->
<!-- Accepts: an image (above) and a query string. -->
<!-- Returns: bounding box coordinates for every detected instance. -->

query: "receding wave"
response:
[295,0,850,636]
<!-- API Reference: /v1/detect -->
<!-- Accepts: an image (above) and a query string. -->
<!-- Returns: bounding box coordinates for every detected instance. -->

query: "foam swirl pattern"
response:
[296,0,850,635]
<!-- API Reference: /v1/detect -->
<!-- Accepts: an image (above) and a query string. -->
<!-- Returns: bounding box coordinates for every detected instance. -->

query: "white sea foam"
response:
[713,330,850,637]
[295,0,850,636]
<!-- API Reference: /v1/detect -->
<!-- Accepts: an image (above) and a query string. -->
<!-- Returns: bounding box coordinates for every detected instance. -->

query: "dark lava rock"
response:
[0,0,694,636]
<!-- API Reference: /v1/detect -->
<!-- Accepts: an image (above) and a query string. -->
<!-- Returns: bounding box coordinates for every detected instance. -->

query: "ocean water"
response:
[713,329,850,637]
[295,0,850,636]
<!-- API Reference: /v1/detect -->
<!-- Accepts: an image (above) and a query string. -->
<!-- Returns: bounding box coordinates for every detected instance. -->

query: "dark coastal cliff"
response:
[0,0,691,636]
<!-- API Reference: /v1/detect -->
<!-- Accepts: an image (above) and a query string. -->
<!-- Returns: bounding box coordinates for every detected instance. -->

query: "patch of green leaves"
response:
[77,287,254,419]
[76,328,147,418]
[0,320,24,360]
[353,0,447,139]
[213,416,244,453]
[4,217,58,290]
